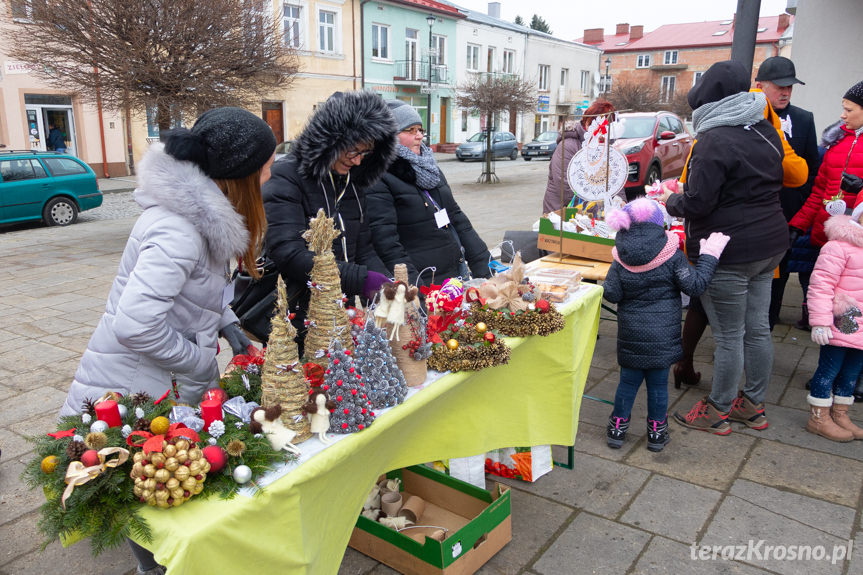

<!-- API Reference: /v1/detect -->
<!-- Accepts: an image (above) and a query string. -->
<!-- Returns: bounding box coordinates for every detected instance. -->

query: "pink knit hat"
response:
[606,198,664,231]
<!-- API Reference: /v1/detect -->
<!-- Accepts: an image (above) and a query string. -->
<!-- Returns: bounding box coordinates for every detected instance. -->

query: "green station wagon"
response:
[0,150,103,226]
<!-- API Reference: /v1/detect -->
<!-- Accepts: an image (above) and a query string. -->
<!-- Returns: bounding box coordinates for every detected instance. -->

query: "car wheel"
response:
[457,156,465,162]
[43,197,78,226]
[523,156,532,161]
[644,165,661,188]
[509,148,518,160]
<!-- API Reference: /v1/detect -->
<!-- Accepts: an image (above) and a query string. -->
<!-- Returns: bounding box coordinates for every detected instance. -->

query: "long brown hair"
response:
[581,100,616,129]
[214,171,267,279]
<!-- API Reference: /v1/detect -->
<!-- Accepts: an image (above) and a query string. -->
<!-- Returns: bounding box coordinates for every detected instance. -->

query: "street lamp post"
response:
[604,57,611,95]
[426,13,435,146]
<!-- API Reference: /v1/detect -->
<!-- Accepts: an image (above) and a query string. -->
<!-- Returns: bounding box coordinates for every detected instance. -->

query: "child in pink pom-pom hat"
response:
[603,198,730,452]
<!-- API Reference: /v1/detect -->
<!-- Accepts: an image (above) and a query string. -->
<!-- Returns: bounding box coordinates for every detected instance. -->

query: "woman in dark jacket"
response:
[367,100,490,286]
[661,61,788,435]
[262,91,395,350]
[603,198,727,452]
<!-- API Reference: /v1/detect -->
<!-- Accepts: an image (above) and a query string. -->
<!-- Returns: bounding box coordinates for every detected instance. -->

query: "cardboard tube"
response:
[381,491,402,516]
[397,495,425,523]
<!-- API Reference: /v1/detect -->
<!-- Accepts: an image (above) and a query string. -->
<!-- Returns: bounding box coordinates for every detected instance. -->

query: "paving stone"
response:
[571,421,640,462]
[579,376,687,437]
[0,383,14,402]
[0,538,134,575]
[628,399,756,490]
[632,535,773,575]
[532,512,650,574]
[4,317,80,339]
[762,372,790,405]
[338,547,380,575]
[733,403,863,461]
[0,513,42,562]
[0,387,68,426]
[771,341,805,377]
[620,475,722,543]
[0,342,76,372]
[739,440,863,507]
[502,452,648,519]
[0,429,34,461]
[729,479,855,539]
[846,531,863,574]
[0,458,45,526]
[701,495,849,575]
[779,371,816,411]
[477,487,573,575]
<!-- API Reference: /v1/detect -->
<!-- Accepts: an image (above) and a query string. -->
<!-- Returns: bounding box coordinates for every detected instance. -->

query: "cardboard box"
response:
[536,214,614,262]
[349,466,512,575]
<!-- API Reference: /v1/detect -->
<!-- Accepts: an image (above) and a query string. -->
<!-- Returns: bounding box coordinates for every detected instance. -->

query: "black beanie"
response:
[163,107,277,179]
[844,81,863,109]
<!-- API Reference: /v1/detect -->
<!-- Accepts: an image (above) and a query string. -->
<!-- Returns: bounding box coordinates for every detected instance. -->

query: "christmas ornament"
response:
[199,400,223,432]
[130,437,210,508]
[80,449,101,467]
[85,431,108,450]
[202,445,228,473]
[89,420,109,434]
[117,404,128,420]
[232,464,253,484]
[354,317,408,409]
[446,339,459,350]
[428,325,511,372]
[260,275,312,443]
[40,455,59,474]
[303,390,336,444]
[250,406,301,455]
[535,299,550,313]
[475,322,487,334]
[323,339,375,434]
[483,332,496,344]
[66,440,88,461]
[150,416,170,436]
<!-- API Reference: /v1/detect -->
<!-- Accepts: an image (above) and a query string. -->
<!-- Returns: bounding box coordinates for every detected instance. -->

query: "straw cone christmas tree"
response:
[302,208,353,365]
[260,276,311,442]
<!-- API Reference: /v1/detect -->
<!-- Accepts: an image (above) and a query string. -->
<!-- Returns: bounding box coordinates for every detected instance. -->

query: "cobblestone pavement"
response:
[2,156,862,575]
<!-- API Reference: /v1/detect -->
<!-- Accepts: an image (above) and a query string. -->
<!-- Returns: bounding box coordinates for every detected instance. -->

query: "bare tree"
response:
[6,0,298,141]
[456,73,536,183]
[606,79,662,112]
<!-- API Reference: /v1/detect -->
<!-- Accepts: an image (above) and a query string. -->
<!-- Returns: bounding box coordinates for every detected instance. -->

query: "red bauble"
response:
[342,423,348,429]
[535,299,550,313]
[202,445,228,473]
[344,408,350,414]
[203,388,228,404]
[80,449,101,467]
[483,332,496,344]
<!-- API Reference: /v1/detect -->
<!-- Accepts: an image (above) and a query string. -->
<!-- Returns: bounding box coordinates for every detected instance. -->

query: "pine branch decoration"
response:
[260,276,311,442]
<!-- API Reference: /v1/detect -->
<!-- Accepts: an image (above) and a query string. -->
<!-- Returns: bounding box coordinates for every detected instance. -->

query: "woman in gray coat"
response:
[60,108,276,418]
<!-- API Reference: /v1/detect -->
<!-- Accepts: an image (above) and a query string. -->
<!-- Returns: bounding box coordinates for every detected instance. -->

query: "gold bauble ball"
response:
[40,455,59,474]
[446,338,459,351]
[150,416,170,435]
[475,322,488,334]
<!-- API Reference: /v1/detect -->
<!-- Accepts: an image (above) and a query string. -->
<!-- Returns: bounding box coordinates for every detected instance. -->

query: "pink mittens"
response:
[699,232,730,259]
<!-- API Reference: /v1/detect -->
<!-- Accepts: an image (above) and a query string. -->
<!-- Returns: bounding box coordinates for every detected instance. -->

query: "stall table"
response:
[133,284,603,574]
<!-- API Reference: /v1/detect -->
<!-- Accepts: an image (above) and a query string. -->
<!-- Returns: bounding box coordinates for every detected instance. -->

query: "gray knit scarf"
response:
[395,142,441,189]
[692,91,767,136]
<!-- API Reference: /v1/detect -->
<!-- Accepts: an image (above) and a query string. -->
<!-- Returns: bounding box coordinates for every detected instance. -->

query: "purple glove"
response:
[363,271,390,300]
[699,232,730,259]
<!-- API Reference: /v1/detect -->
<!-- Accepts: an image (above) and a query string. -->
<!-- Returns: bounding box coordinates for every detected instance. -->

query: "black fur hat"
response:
[291,90,398,188]
[163,107,277,179]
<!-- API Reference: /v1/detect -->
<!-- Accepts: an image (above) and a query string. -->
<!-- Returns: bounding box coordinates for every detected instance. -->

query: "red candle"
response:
[200,399,223,432]
[95,400,123,428]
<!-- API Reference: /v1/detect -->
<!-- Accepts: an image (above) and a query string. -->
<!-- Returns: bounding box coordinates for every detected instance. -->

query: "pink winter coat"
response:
[808,214,863,349]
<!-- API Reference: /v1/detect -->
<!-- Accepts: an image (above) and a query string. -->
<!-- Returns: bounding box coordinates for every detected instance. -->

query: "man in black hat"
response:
[756,56,821,330]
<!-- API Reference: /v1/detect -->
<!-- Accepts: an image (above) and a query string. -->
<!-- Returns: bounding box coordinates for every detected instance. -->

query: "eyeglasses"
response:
[402,126,425,136]
[345,148,374,160]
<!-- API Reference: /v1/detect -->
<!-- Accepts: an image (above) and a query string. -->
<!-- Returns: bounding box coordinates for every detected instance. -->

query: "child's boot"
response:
[646,417,670,452]
[606,415,630,449]
[806,396,854,442]
[830,396,863,440]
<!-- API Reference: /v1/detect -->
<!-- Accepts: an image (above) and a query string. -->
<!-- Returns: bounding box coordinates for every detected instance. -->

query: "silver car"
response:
[455,131,519,161]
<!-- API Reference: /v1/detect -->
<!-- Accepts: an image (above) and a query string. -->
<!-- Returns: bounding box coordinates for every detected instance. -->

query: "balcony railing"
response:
[393,61,448,85]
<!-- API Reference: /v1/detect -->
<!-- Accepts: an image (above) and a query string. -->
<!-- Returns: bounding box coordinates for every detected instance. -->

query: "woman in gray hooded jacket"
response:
[60,108,276,418]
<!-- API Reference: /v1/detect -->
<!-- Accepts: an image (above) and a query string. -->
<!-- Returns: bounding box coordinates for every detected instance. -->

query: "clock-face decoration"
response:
[567,143,628,201]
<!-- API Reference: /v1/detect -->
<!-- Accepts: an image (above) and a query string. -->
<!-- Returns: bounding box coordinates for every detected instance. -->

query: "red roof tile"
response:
[576,15,792,52]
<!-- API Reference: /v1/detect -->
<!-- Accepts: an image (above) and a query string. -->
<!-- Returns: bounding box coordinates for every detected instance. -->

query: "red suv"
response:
[613,112,693,198]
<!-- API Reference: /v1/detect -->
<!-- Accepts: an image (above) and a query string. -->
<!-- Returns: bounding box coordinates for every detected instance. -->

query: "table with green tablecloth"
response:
[133,283,602,574]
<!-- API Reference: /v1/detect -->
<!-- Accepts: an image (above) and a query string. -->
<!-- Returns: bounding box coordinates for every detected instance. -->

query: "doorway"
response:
[262,102,284,144]
[24,101,76,156]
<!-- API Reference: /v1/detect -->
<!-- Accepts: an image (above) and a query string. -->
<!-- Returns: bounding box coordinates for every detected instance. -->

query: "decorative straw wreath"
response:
[467,296,565,338]
[427,323,511,372]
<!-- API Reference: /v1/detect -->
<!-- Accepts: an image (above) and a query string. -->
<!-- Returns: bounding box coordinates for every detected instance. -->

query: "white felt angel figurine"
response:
[374,284,393,328]
[303,390,336,445]
[249,406,301,456]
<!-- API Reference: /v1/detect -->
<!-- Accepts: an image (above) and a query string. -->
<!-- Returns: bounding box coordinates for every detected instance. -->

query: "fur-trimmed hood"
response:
[824,214,863,247]
[135,143,249,262]
[290,90,398,188]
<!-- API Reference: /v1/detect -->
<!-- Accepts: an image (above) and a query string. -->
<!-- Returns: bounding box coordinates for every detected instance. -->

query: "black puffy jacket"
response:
[603,223,718,369]
[367,156,491,286]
